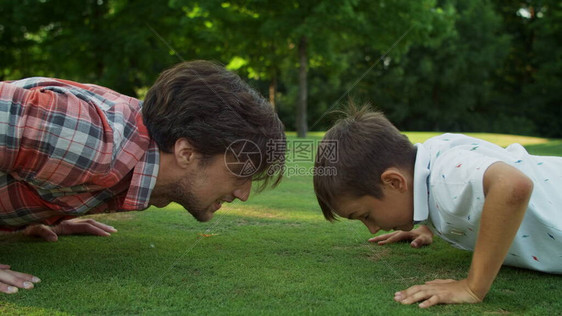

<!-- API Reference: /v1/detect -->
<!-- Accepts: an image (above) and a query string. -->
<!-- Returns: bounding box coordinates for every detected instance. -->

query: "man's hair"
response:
[142,60,285,191]
[313,104,416,221]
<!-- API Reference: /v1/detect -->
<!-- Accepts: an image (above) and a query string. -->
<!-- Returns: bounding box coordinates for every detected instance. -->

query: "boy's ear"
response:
[174,138,197,168]
[380,168,408,192]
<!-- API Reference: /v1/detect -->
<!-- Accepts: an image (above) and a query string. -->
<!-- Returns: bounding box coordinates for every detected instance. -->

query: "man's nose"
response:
[233,180,252,202]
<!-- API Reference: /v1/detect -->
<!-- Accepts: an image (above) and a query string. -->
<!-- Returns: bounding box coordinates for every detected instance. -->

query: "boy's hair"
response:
[313,104,416,221]
[142,60,286,191]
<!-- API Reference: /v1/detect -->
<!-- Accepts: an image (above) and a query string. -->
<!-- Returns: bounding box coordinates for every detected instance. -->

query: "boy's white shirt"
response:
[413,133,562,274]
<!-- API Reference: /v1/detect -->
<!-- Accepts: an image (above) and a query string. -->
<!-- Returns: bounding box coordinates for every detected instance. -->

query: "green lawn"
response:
[1,132,561,315]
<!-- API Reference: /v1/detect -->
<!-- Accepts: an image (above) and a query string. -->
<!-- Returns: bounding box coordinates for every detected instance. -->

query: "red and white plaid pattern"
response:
[0,78,159,230]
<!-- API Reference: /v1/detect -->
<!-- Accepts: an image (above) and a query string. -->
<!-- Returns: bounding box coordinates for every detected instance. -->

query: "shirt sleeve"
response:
[0,80,116,190]
[428,148,500,250]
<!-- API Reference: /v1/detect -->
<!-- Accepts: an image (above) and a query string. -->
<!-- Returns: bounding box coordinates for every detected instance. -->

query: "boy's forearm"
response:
[467,162,533,299]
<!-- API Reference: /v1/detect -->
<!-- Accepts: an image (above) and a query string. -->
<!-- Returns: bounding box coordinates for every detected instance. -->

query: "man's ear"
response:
[380,168,408,192]
[174,138,197,168]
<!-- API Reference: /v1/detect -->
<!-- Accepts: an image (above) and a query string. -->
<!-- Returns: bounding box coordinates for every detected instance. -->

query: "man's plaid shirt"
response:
[0,78,159,230]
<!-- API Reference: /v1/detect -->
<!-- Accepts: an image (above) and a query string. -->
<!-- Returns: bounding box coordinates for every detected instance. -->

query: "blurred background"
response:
[1,0,560,138]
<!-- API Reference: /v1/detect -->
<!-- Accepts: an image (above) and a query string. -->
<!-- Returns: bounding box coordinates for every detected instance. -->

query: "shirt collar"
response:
[413,143,431,223]
[121,112,160,210]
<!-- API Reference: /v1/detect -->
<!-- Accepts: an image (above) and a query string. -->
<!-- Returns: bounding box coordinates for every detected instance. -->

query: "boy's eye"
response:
[363,214,369,220]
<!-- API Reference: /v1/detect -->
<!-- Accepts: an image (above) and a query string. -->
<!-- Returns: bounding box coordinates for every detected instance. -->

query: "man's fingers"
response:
[56,219,117,236]
[0,283,19,294]
[63,222,111,236]
[23,225,58,242]
[6,270,41,283]
[87,219,117,233]
[0,264,11,270]
[21,219,117,241]
[0,269,41,293]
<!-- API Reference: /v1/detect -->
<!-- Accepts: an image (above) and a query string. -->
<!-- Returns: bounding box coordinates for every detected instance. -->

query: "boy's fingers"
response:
[368,231,399,243]
[418,296,440,308]
[395,286,431,305]
[368,236,386,242]
[425,279,454,285]
[396,279,481,307]
[378,235,403,245]
[0,265,11,270]
[373,231,416,245]
[411,235,432,248]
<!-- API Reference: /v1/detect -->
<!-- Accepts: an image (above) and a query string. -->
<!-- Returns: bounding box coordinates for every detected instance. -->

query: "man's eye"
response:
[235,176,251,185]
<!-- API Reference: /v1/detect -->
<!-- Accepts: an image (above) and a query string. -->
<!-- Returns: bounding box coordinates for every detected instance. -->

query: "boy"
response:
[313,106,561,308]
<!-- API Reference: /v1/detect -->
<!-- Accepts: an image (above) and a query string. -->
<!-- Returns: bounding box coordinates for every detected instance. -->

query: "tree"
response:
[0,0,185,96]
[527,0,562,137]
[2,0,559,137]
[353,0,511,133]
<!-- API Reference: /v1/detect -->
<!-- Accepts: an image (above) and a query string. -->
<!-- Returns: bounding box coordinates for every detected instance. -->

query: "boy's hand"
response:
[394,278,482,308]
[23,218,117,242]
[368,225,433,248]
[0,264,41,294]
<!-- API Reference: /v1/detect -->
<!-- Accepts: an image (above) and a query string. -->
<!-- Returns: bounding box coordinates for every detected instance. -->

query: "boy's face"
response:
[335,192,414,234]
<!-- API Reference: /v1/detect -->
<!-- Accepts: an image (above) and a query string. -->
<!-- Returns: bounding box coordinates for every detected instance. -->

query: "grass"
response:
[1,132,561,315]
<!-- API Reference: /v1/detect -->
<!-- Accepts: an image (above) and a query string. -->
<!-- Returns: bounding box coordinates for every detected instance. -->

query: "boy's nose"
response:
[362,221,380,235]
[233,180,252,202]
[369,226,381,235]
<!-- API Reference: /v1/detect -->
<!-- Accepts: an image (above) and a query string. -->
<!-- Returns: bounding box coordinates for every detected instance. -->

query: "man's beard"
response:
[156,176,213,222]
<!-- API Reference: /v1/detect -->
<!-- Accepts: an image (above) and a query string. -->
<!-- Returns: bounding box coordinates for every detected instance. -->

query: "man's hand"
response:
[368,225,433,248]
[394,278,482,308]
[0,264,41,294]
[23,218,117,242]
[2,219,116,294]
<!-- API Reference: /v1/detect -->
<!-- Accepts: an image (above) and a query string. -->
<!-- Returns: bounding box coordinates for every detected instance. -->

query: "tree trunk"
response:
[269,73,277,109]
[297,35,308,138]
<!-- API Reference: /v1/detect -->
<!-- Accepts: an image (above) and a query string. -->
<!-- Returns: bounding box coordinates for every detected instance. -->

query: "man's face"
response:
[153,154,252,222]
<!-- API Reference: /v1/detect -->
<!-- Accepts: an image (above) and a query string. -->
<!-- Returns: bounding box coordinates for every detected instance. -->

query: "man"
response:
[0,60,286,294]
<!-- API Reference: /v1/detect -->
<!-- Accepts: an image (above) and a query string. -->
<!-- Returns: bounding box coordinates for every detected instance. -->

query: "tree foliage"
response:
[1,0,560,137]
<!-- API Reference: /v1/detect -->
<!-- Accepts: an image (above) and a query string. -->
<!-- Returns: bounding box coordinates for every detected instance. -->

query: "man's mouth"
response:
[213,200,224,211]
